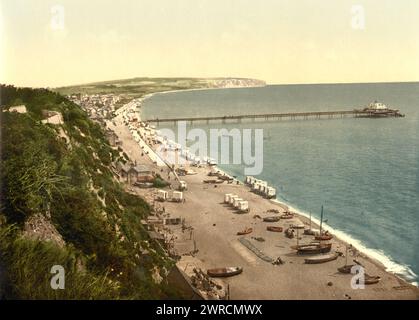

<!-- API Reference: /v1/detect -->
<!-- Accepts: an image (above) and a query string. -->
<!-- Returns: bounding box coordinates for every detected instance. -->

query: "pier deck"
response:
[145,109,404,124]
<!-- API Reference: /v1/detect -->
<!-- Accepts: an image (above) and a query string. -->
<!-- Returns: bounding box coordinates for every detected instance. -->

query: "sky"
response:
[0,0,419,87]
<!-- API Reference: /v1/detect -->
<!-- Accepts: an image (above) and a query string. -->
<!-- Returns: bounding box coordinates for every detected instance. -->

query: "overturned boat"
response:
[263,216,281,222]
[304,253,339,264]
[267,226,283,232]
[207,267,243,278]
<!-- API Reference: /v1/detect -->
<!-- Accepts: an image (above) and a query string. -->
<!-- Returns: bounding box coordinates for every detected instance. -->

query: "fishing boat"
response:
[304,253,339,264]
[203,179,223,184]
[364,274,381,285]
[338,265,355,274]
[293,243,332,255]
[263,216,281,222]
[315,205,332,240]
[304,228,319,235]
[280,212,294,219]
[290,219,305,229]
[304,211,319,235]
[315,234,333,241]
[337,246,357,273]
[207,267,243,278]
[267,226,283,232]
[237,227,253,236]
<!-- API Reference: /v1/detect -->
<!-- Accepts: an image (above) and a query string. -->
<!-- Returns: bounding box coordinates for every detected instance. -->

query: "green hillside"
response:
[0,85,177,299]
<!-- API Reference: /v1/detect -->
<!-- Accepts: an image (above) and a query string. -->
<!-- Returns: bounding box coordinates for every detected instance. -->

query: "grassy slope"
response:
[0,85,178,299]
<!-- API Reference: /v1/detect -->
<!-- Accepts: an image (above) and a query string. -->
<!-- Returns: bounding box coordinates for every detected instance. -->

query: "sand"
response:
[108,101,419,300]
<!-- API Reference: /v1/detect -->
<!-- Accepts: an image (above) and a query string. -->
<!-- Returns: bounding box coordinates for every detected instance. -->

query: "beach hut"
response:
[251,182,261,193]
[245,176,255,185]
[224,194,233,204]
[238,201,249,213]
[171,191,183,203]
[229,195,239,205]
[157,190,168,202]
[259,181,268,188]
[264,187,276,199]
[233,197,243,208]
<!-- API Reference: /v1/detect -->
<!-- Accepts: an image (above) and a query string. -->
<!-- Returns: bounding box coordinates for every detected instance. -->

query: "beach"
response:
[108,95,419,300]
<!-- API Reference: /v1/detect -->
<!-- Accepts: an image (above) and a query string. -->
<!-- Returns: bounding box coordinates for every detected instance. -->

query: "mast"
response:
[296,228,299,247]
[319,205,324,236]
[309,211,312,230]
[345,245,348,266]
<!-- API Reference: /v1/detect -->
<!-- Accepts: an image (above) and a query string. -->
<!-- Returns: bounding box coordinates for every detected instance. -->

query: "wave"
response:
[270,198,418,286]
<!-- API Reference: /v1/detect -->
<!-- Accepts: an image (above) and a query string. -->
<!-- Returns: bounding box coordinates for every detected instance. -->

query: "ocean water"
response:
[142,83,419,284]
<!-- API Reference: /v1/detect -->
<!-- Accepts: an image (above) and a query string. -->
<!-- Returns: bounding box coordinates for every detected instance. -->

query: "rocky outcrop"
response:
[23,213,65,248]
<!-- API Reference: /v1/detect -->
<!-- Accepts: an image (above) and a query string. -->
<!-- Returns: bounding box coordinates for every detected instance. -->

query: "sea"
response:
[142,82,419,285]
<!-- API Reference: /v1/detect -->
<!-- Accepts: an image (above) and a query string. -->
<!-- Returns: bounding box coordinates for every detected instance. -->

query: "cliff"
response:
[0,85,178,299]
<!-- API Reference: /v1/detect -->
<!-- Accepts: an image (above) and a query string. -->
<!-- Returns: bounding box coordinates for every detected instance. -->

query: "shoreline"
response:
[111,88,418,299]
[140,87,418,287]
[269,198,418,285]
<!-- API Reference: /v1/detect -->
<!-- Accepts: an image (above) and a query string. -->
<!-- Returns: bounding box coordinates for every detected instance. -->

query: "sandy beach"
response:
[108,97,419,300]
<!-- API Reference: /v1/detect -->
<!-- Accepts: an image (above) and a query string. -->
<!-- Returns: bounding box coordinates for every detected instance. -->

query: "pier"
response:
[146,109,405,124]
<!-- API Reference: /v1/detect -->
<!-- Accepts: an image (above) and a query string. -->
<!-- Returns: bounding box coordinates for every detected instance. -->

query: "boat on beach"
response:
[364,274,381,285]
[304,252,339,264]
[304,212,319,235]
[293,243,332,255]
[267,226,283,232]
[290,219,305,229]
[338,264,355,274]
[237,227,253,235]
[315,233,333,241]
[263,216,281,222]
[314,205,333,240]
[304,228,319,235]
[280,212,294,219]
[207,267,243,278]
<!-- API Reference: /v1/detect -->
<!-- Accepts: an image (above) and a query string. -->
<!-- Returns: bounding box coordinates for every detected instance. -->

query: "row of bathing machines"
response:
[224,194,250,213]
[245,176,276,199]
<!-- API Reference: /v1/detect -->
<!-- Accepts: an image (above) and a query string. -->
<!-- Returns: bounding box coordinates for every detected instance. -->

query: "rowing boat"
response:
[263,216,281,222]
[267,226,283,232]
[207,267,243,277]
[304,253,339,264]
[280,213,294,219]
[237,227,253,235]
[337,264,355,274]
[365,274,381,285]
